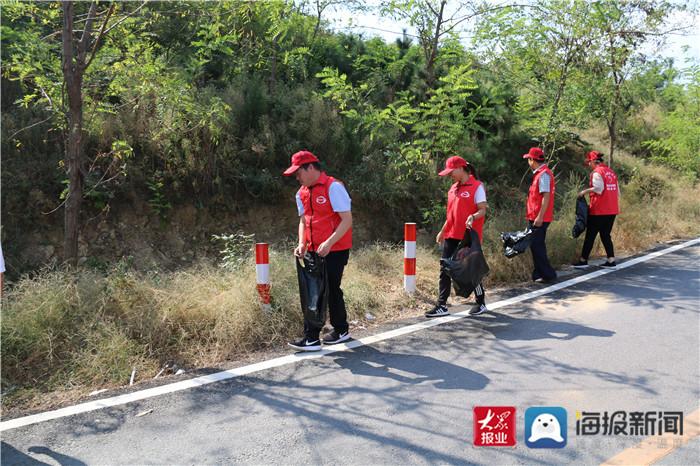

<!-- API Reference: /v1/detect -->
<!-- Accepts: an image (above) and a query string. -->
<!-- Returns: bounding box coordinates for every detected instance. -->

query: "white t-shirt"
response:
[591,172,604,194]
[296,182,352,216]
[532,165,551,193]
[474,184,487,204]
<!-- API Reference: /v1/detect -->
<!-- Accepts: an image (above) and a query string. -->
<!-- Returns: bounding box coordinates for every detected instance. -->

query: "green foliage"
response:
[642,67,700,178]
[147,173,171,221]
[1,0,698,273]
[211,231,256,271]
[421,201,447,231]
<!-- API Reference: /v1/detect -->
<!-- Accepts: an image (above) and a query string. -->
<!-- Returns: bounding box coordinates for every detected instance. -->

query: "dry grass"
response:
[2,154,699,411]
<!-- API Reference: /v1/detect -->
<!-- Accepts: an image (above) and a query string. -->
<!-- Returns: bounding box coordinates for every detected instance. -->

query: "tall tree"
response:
[381,0,497,90]
[583,0,684,166]
[5,1,146,265]
[475,0,597,159]
[61,2,114,265]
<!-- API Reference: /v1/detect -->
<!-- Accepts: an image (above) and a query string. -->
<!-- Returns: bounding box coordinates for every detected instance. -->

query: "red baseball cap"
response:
[522,147,545,161]
[438,156,468,176]
[283,150,320,176]
[585,150,603,162]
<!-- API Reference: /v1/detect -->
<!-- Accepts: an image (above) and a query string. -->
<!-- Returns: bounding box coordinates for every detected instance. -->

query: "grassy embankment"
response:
[2,152,699,411]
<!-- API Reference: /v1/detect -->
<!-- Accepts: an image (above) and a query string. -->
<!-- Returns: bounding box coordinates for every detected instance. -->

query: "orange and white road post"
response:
[404,223,416,294]
[255,243,271,311]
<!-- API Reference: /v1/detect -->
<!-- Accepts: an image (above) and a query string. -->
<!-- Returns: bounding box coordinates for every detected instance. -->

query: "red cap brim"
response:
[438,168,454,176]
[283,165,300,176]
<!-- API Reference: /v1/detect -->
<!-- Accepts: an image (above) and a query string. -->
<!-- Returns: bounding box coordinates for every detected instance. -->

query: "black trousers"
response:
[304,249,350,340]
[581,214,616,260]
[528,221,557,281]
[438,238,485,306]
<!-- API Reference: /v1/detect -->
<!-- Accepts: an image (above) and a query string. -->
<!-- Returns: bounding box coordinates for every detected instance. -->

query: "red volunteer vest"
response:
[444,176,485,242]
[526,165,555,222]
[589,164,619,215]
[299,173,352,252]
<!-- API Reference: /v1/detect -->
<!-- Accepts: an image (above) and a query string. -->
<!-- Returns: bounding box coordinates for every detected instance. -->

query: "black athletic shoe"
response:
[323,330,350,345]
[572,259,589,268]
[288,338,321,352]
[469,303,489,316]
[425,305,449,318]
[600,261,617,267]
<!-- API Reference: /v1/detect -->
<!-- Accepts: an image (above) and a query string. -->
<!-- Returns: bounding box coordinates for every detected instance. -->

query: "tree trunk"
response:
[64,77,84,266]
[608,117,616,168]
[60,1,116,264]
[62,1,88,266]
[543,51,572,159]
[423,0,446,90]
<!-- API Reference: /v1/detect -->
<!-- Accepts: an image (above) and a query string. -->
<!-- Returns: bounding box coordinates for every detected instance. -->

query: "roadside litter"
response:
[501,228,534,258]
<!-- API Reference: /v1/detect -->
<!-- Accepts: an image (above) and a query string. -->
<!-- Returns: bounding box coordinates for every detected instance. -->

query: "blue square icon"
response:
[524,407,567,448]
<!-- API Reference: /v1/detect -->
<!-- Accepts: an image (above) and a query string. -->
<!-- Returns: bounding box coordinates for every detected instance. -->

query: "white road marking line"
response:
[2,238,698,432]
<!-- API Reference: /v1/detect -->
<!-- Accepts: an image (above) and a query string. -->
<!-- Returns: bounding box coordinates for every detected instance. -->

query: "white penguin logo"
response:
[528,414,564,443]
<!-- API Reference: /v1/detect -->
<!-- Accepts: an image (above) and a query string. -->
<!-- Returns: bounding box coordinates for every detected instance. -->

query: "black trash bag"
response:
[296,252,329,329]
[500,228,534,258]
[440,229,490,298]
[572,197,588,238]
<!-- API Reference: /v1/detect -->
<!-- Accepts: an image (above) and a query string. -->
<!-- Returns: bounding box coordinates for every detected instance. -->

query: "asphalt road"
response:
[2,243,699,465]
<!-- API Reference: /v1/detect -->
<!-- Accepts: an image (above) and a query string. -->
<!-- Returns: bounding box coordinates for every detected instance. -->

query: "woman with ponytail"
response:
[425,156,489,318]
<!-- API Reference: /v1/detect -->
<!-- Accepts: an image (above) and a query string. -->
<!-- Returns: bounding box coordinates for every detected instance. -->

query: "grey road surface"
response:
[2,244,699,465]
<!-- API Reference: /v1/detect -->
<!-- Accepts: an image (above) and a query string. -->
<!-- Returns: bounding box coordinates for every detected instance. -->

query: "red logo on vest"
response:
[460,191,471,198]
[590,164,619,215]
[299,173,352,252]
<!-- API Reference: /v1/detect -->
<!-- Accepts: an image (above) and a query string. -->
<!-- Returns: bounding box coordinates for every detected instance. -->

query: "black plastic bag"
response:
[296,252,329,329]
[440,229,490,298]
[501,228,534,258]
[572,197,588,238]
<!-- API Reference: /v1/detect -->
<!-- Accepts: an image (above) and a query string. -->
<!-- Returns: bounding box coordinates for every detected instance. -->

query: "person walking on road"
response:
[523,147,557,283]
[573,151,620,268]
[283,150,353,351]
[425,156,489,318]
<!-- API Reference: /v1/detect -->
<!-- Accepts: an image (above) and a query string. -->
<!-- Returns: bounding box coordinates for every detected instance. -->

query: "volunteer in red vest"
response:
[425,156,489,318]
[573,150,620,268]
[283,150,352,351]
[523,147,557,282]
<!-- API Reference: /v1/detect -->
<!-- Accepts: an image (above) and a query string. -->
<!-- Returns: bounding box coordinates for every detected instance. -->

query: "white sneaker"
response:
[469,303,488,316]
[425,305,449,318]
[288,338,321,352]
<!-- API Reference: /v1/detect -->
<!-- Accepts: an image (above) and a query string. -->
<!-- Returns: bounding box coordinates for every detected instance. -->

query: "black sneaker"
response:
[288,338,321,352]
[425,305,449,318]
[600,261,617,267]
[469,303,488,316]
[572,259,589,268]
[323,330,350,345]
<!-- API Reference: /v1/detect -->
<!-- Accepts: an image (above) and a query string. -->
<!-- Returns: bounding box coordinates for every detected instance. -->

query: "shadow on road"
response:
[332,346,489,390]
[1,442,86,466]
[172,345,492,464]
[470,311,616,341]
